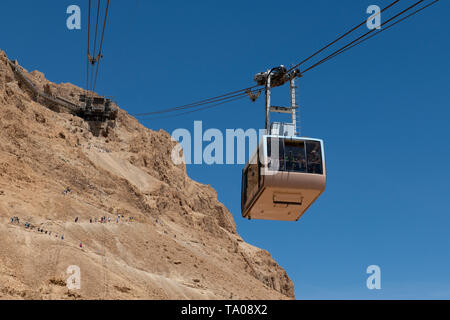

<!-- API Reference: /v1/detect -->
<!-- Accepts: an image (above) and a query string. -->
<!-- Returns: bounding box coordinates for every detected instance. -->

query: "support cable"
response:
[135,85,261,117]
[134,0,438,119]
[93,0,110,92]
[86,0,92,94]
[287,0,401,73]
[302,0,428,74]
[312,0,440,68]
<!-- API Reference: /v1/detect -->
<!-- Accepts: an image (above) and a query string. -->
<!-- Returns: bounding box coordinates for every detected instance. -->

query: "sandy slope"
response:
[0,50,294,300]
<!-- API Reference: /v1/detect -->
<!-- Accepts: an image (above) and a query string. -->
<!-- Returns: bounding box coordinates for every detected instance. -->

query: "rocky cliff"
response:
[0,50,294,300]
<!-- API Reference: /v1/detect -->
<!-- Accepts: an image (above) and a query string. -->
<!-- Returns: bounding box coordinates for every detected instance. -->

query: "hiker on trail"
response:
[79,243,82,248]
[61,235,64,240]
[89,218,92,223]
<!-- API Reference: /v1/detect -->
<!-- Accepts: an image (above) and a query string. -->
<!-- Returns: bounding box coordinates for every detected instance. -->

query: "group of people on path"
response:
[73,214,136,224]
[9,216,65,240]
[62,187,73,196]
[9,211,138,251]
[10,216,20,224]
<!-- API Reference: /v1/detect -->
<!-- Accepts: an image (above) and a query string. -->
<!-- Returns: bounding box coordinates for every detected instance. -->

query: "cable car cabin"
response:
[241,135,326,221]
[79,95,118,122]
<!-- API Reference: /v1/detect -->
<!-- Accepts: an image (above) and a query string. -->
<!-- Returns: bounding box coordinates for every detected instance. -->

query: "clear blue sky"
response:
[2,0,449,299]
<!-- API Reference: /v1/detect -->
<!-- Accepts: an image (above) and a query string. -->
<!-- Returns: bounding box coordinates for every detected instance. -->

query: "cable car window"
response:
[257,147,264,188]
[306,141,323,174]
[246,163,259,205]
[242,169,248,207]
[267,138,285,171]
[284,140,307,172]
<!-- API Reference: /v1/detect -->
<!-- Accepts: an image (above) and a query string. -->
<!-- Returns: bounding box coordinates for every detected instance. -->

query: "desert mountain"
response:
[0,50,294,300]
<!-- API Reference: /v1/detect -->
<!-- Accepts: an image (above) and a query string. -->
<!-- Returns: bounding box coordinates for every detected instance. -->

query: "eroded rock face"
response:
[0,50,294,300]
